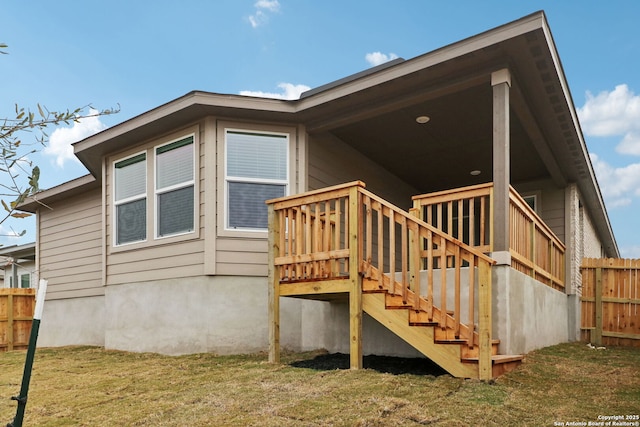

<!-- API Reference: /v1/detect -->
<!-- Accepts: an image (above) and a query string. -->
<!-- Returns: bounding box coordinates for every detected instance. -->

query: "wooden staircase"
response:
[266,181,524,380]
[361,264,523,378]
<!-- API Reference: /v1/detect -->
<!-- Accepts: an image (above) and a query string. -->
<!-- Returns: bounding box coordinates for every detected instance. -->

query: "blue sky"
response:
[2,1,640,257]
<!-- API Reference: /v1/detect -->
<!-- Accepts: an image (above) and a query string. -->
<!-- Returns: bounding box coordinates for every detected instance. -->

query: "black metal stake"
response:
[7,280,47,427]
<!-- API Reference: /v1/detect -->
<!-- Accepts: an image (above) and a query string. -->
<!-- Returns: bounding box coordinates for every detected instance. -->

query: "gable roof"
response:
[21,11,618,256]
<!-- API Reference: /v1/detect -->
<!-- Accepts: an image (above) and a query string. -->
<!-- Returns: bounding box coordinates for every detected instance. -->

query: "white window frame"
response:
[113,151,148,247]
[154,134,196,240]
[223,128,290,234]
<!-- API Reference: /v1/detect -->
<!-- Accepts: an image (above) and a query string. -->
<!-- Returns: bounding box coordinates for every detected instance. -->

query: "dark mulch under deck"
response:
[290,353,447,376]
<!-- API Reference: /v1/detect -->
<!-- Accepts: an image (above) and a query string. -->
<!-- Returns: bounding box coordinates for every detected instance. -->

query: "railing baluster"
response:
[480,195,486,248]
[365,196,373,277]
[388,209,396,295]
[279,209,286,281]
[295,207,303,280]
[458,200,463,243]
[333,198,341,277]
[314,202,322,278]
[304,204,312,278]
[401,215,408,303]
[440,234,447,329]
[411,221,421,310]
[467,254,476,347]
[469,197,475,248]
[287,208,294,281]
[377,202,384,289]
[426,229,434,319]
[454,244,461,338]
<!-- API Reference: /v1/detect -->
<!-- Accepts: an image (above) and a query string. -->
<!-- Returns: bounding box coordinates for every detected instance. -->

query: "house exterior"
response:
[0,243,36,289]
[20,11,617,376]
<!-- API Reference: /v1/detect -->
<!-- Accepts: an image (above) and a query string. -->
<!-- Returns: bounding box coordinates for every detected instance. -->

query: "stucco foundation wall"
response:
[105,276,329,356]
[319,302,423,358]
[493,266,569,354]
[38,296,106,347]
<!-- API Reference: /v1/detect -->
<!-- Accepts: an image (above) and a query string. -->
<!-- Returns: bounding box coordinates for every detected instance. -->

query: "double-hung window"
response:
[113,131,197,248]
[114,153,147,245]
[225,130,288,231]
[155,137,195,238]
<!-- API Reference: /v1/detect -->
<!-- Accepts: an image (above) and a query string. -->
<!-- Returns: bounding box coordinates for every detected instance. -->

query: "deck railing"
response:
[267,181,495,378]
[412,183,565,291]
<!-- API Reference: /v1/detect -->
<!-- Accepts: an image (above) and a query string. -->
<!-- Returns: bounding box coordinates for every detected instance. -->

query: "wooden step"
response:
[362,277,388,293]
[384,293,414,309]
[460,340,501,358]
[460,354,524,377]
[408,310,437,326]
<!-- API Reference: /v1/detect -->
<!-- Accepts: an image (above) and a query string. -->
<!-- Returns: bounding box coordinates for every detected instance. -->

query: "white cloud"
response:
[248,0,280,28]
[0,224,23,239]
[240,82,310,100]
[620,245,640,258]
[578,84,640,154]
[365,51,399,67]
[614,131,640,156]
[43,109,107,168]
[590,153,640,208]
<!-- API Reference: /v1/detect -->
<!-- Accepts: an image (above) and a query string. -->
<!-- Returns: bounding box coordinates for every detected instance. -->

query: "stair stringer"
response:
[362,292,479,379]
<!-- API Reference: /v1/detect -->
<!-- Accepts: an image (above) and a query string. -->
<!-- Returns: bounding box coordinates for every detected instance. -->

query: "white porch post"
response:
[491,68,511,264]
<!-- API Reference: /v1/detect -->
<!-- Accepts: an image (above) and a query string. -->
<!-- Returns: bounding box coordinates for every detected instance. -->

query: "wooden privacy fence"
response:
[581,258,640,347]
[0,288,35,351]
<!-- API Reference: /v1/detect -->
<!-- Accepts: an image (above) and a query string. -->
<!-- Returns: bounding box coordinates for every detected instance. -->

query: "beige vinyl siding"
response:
[107,240,205,284]
[515,179,566,243]
[214,238,268,276]
[308,132,418,210]
[582,205,604,258]
[38,188,103,300]
[105,123,206,286]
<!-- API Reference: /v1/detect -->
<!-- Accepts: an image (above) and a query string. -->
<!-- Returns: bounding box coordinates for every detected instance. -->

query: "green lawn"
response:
[0,343,638,426]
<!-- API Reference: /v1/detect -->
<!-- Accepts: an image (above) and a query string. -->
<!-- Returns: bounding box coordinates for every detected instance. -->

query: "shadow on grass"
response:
[290,353,448,376]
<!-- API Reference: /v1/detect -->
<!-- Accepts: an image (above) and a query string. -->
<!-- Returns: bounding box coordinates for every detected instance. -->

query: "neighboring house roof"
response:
[19,11,618,257]
[0,242,36,262]
[0,242,36,275]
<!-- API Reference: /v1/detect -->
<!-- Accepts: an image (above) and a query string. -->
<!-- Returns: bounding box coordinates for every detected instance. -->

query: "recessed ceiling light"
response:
[470,170,481,176]
[415,115,430,124]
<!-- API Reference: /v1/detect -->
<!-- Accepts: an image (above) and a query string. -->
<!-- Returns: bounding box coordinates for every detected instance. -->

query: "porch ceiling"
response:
[326,84,548,194]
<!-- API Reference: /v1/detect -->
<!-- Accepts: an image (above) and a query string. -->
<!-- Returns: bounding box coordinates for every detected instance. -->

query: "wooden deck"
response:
[266,181,530,380]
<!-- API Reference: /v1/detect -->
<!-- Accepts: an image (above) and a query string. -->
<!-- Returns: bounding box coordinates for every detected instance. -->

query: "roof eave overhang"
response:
[73,91,298,175]
[19,174,99,213]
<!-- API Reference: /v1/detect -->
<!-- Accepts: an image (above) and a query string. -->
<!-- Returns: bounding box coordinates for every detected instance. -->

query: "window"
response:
[112,131,197,248]
[225,130,288,230]
[155,137,194,237]
[114,153,147,245]
[20,274,30,288]
[523,195,537,212]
